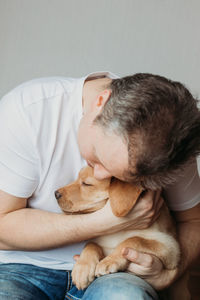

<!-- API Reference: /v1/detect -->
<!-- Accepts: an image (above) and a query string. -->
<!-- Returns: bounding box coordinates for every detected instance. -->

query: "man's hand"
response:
[74,247,178,290]
[122,247,178,290]
[125,189,163,229]
[94,190,163,235]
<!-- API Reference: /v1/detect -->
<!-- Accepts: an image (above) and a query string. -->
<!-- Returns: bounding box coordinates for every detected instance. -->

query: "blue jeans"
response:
[0,263,159,299]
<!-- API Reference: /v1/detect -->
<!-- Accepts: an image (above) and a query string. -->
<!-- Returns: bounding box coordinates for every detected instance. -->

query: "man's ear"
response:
[93,89,111,111]
[109,178,144,217]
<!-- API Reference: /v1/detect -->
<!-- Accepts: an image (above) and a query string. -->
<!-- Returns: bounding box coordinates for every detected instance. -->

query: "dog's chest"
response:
[92,227,158,256]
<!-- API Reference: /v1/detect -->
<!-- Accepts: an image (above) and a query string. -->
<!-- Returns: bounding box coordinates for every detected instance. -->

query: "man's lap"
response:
[0,263,67,300]
[0,263,159,300]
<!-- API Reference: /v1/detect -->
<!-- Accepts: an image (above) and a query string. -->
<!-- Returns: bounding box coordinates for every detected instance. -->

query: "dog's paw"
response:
[95,256,128,277]
[72,259,97,290]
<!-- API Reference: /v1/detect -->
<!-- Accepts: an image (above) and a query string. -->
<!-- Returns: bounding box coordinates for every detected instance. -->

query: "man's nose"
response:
[55,190,62,200]
[93,164,111,180]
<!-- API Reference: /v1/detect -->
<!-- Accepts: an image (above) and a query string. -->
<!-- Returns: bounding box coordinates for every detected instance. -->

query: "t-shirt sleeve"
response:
[163,159,200,211]
[0,91,39,198]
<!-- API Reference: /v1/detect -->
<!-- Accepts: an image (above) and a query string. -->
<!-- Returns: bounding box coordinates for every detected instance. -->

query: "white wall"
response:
[0,0,200,99]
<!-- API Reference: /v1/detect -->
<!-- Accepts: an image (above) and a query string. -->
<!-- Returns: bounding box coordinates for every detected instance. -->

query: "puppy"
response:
[55,166,189,299]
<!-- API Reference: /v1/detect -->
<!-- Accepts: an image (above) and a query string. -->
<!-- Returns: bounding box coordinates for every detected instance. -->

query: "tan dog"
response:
[55,166,189,299]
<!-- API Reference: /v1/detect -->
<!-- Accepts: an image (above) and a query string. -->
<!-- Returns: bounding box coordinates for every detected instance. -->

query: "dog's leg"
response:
[95,235,180,277]
[95,238,130,277]
[72,242,104,290]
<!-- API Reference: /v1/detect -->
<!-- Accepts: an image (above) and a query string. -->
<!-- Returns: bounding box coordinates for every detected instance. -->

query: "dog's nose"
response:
[55,190,62,200]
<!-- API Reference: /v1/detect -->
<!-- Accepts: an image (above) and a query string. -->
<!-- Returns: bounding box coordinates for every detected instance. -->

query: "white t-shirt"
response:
[0,71,199,270]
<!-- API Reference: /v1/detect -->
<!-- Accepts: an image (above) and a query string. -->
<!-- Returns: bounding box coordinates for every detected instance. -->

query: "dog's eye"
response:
[82,182,93,187]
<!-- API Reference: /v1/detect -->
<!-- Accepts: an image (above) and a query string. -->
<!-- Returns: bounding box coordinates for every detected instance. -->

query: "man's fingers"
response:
[122,248,153,268]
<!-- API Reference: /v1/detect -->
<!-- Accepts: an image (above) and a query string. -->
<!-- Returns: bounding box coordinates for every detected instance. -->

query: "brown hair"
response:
[94,73,200,189]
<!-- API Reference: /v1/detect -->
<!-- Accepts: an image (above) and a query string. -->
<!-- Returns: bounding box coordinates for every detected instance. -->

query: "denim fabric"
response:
[0,263,159,300]
[0,263,68,300]
[81,273,159,300]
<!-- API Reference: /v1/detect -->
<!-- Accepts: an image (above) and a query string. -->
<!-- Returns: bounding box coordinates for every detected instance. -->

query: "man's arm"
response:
[0,189,160,251]
[173,202,200,274]
[0,189,101,250]
[122,203,200,290]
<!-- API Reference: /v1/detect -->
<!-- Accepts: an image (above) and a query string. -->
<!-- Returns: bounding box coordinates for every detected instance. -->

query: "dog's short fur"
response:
[55,166,190,299]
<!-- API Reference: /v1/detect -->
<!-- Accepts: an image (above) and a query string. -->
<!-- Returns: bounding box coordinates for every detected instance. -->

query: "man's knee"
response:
[82,273,159,300]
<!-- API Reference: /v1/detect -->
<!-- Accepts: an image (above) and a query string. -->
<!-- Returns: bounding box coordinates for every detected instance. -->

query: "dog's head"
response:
[55,166,144,217]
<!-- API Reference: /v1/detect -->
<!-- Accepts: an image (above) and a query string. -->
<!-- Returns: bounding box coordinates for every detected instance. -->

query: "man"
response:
[0,71,199,300]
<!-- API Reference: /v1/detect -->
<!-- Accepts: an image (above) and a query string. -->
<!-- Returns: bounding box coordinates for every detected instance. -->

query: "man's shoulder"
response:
[1,77,79,109]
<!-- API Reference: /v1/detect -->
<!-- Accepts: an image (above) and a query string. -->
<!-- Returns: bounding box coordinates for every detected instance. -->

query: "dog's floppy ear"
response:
[109,178,144,217]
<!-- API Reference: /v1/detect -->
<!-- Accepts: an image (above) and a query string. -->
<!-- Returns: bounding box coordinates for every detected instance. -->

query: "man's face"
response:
[78,114,129,181]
